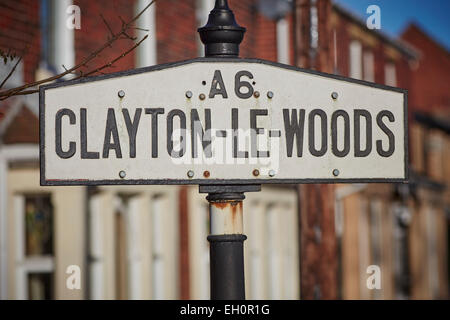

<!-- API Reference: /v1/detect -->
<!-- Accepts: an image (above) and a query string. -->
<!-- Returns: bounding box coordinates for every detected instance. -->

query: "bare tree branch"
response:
[0,0,158,101]
[100,13,115,38]
[79,35,148,78]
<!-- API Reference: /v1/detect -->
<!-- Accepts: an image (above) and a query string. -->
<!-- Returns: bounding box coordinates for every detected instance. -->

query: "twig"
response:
[0,0,158,100]
[79,35,148,78]
[0,56,22,89]
[100,14,115,37]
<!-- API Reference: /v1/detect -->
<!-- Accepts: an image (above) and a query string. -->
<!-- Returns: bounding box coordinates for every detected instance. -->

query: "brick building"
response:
[0,0,448,300]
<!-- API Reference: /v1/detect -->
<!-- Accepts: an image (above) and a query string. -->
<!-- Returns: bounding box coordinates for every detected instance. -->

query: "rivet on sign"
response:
[119,170,126,179]
[252,169,260,177]
[187,170,195,178]
[185,91,193,99]
[331,92,338,100]
[253,91,260,98]
[333,169,340,177]
[269,170,276,177]
[199,93,206,100]
[267,91,274,99]
[118,90,125,98]
[203,171,210,178]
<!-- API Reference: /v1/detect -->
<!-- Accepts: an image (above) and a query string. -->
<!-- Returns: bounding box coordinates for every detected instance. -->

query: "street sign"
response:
[40,58,407,186]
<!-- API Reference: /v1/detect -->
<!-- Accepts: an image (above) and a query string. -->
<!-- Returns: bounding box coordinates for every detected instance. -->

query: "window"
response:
[385,62,397,87]
[188,188,210,299]
[114,198,128,300]
[196,0,215,56]
[15,194,54,300]
[25,196,53,256]
[363,51,375,82]
[28,273,54,300]
[276,18,290,64]
[392,202,411,299]
[39,0,75,76]
[135,0,157,67]
[245,188,299,300]
[369,199,383,299]
[151,195,165,299]
[349,40,362,79]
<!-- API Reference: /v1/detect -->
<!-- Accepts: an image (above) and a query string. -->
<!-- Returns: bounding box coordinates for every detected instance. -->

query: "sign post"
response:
[198,0,255,300]
[39,0,407,300]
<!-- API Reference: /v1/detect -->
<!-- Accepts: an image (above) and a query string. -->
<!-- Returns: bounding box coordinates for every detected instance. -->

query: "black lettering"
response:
[167,109,186,158]
[55,108,76,159]
[103,108,122,158]
[354,109,372,157]
[122,108,142,158]
[250,109,269,157]
[191,109,212,158]
[376,110,395,157]
[145,108,164,158]
[283,109,305,157]
[232,108,248,158]
[331,110,350,157]
[308,109,327,157]
[235,71,254,99]
[209,70,228,99]
[80,108,99,159]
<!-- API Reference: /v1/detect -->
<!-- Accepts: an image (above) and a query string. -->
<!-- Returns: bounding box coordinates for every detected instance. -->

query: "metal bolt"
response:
[185,91,193,99]
[199,93,206,100]
[269,169,276,177]
[203,170,210,178]
[119,170,126,179]
[333,169,340,177]
[253,91,260,98]
[331,92,338,100]
[118,90,125,98]
[267,91,274,99]
[252,169,260,177]
[187,170,195,178]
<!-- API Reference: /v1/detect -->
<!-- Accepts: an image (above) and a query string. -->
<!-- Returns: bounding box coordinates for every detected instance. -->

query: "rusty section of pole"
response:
[208,197,244,235]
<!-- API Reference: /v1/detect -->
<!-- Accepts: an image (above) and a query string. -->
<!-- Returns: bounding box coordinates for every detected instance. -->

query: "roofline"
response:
[332,2,418,60]
[414,112,450,135]
[400,22,450,56]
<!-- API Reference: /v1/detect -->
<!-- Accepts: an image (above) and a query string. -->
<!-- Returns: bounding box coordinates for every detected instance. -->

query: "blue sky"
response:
[334,0,450,50]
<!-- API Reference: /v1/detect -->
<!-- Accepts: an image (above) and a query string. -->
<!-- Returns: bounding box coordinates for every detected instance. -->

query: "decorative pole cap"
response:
[198,0,246,57]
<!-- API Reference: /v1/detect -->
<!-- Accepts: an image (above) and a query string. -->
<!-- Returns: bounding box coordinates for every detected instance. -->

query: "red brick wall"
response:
[401,24,450,114]
[2,104,39,144]
[156,0,197,63]
[0,0,41,84]
[330,9,412,89]
[73,0,137,74]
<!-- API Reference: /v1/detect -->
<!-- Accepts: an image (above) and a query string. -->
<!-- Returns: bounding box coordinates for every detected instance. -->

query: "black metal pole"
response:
[200,185,260,300]
[207,192,246,300]
[198,0,246,58]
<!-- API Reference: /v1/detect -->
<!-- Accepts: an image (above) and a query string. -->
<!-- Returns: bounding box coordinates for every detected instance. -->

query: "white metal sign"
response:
[40,58,407,185]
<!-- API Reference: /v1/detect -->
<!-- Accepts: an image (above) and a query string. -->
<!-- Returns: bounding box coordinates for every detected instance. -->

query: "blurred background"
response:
[0,0,448,300]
